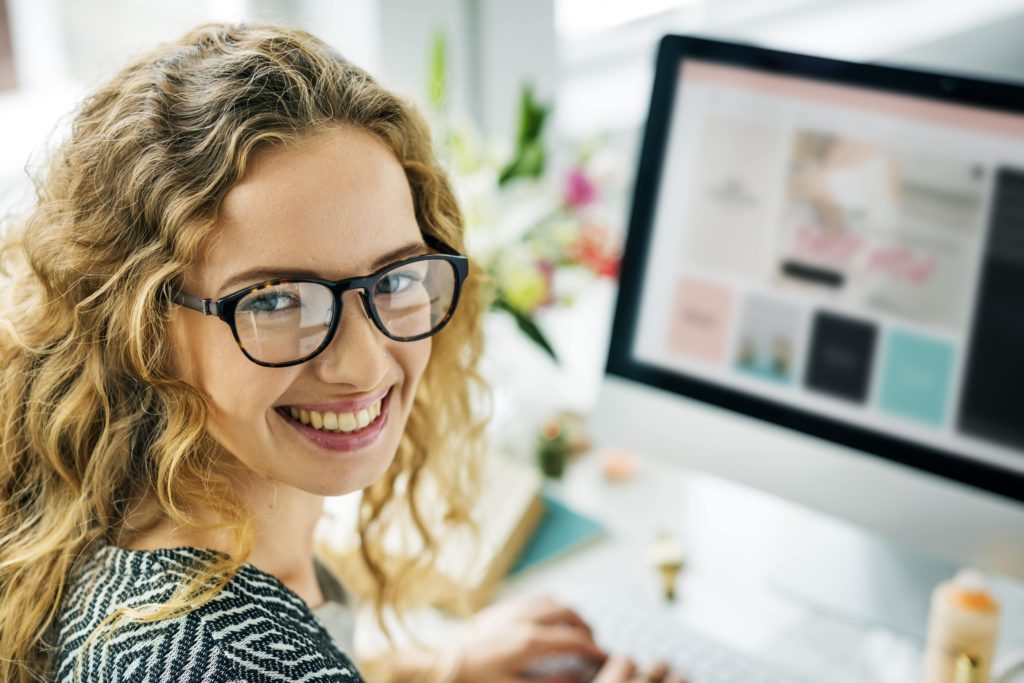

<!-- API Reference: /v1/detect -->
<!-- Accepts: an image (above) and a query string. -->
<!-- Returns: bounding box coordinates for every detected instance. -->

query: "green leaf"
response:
[492,296,559,364]
[499,84,551,186]
[519,85,550,146]
[428,31,447,115]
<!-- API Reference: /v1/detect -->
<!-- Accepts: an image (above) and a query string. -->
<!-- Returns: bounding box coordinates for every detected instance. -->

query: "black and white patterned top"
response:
[51,544,365,682]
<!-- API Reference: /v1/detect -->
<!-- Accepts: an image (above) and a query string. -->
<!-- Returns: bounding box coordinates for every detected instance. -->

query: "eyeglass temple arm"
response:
[425,233,460,256]
[171,290,220,317]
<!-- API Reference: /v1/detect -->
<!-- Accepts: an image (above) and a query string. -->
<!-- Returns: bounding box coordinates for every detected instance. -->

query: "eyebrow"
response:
[216,241,431,296]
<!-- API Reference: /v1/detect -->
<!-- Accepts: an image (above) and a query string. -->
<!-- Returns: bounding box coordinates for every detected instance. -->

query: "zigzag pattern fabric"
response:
[52,544,364,682]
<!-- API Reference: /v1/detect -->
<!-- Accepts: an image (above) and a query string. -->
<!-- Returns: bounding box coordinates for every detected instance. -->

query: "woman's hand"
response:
[447,595,685,683]
[593,656,687,683]
[382,594,686,683]
[450,594,605,683]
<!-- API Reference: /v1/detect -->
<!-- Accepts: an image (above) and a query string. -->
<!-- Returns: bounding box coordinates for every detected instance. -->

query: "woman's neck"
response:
[118,467,327,609]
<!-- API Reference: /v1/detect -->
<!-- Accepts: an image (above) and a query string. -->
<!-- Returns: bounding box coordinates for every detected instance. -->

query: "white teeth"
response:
[292,397,384,433]
[338,412,357,431]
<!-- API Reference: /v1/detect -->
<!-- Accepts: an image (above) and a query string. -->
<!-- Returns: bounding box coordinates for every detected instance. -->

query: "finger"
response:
[664,673,688,683]
[515,624,607,664]
[530,676,581,683]
[532,604,596,639]
[644,662,669,682]
[593,655,636,683]
[511,595,595,641]
[517,595,575,623]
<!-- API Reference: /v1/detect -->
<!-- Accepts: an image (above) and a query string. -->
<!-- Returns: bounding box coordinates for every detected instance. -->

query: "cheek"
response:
[169,310,292,433]
[401,338,432,389]
[169,308,210,382]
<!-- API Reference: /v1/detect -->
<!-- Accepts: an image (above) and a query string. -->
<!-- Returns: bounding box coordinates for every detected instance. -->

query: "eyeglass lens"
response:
[232,258,456,364]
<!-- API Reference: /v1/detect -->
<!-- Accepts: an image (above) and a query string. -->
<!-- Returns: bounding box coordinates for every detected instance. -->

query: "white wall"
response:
[6,0,1024,221]
[555,0,1024,140]
[0,0,384,220]
[375,0,557,143]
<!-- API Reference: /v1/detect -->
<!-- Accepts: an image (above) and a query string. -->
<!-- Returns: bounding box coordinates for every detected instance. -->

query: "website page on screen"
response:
[633,59,1024,476]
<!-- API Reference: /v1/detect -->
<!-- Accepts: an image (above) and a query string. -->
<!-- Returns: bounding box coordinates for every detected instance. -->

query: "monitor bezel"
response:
[607,34,1024,504]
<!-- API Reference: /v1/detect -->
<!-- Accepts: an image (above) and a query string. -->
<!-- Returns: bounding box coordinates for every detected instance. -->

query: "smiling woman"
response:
[0,21,680,683]
[0,22,493,683]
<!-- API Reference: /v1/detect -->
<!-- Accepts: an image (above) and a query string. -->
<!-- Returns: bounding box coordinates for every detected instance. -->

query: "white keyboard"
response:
[570,593,814,683]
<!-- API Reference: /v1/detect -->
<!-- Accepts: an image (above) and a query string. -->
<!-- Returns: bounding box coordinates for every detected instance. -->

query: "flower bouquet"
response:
[427,34,622,363]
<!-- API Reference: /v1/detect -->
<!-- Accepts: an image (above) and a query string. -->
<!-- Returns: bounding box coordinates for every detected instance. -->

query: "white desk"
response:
[493,449,1024,683]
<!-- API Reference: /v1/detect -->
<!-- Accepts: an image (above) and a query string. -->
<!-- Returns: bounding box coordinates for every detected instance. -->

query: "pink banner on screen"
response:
[681,60,1024,139]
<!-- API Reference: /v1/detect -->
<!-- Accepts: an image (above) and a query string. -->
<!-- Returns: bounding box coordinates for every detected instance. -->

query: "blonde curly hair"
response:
[0,22,488,682]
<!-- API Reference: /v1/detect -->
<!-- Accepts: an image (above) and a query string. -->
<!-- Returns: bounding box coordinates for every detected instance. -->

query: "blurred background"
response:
[6,6,1024,678]
[4,0,1024,454]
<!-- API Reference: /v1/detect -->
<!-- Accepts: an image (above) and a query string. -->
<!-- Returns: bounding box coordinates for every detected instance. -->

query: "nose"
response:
[313,289,389,388]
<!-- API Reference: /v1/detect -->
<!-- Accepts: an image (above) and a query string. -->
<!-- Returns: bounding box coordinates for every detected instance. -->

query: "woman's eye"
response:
[377,273,419,295]
[240,292,300,313]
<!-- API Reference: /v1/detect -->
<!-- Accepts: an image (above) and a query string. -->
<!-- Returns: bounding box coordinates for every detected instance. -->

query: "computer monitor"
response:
[591,34,1024,599]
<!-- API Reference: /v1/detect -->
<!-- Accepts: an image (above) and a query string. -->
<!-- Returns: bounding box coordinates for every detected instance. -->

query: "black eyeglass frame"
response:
[171,251,469,368]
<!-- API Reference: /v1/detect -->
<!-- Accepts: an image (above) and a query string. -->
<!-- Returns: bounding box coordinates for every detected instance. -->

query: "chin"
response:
[309,446,400,497]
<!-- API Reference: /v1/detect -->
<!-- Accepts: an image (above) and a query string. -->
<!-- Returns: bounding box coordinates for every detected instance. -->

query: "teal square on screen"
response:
[879,330,956,426]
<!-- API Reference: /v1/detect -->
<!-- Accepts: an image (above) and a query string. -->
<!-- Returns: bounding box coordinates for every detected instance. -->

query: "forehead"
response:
[194,125,422,292]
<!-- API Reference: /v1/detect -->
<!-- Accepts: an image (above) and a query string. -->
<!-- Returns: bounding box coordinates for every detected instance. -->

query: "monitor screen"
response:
[610,36,1024,501]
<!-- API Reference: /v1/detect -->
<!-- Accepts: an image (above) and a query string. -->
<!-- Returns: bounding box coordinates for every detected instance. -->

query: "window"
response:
[0,0,15,91]
[556,0,701,39]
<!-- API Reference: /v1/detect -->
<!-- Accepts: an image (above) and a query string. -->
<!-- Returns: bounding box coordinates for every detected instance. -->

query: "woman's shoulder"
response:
[53,544,363,682]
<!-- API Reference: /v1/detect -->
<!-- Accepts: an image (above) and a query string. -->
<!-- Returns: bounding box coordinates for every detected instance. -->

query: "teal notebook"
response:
[507,493,605,577]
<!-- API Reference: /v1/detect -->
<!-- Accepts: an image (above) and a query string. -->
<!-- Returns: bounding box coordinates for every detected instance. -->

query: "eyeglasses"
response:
[171,252,469,367]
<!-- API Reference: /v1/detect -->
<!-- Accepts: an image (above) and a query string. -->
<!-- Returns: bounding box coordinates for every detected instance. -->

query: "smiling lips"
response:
[278,389,391,452]
[279,387,390,435]
[287,399,383,433]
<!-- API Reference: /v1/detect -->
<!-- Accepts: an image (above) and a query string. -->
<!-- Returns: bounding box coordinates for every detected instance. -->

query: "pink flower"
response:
[570,223,621,279]
[564,167,597,207]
